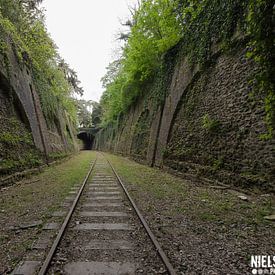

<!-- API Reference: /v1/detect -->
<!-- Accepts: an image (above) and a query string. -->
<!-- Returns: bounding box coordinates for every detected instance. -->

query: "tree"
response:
[91,102,102,129]
[98,0,182,125]
[0,0,81,125]
[59,59,84,96]
[76,99,94,128]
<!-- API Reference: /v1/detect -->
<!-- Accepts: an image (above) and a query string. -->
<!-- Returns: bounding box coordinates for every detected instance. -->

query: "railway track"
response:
[12,153,176,275]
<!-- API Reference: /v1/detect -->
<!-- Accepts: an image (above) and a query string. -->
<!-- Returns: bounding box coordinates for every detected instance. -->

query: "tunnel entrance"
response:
[77,131,94,150]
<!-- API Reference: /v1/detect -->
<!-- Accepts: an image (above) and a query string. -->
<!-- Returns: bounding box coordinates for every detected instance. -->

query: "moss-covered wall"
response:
[0,72,43,175]
[94,41,274,191]
[165,46,274,190]
[0,41,78,178]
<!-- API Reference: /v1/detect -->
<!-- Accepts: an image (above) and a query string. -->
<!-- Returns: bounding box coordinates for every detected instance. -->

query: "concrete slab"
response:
[92,182,116,184]
[83,240,133,250]
[72,185,81,188]
[93,176,114,178]
[79,211,128,217]
[88,192,121,195]
[89,184,117,187]
[16,220,43,230]
[89,187,119,190]
[94,177,114,178]
[89,187,118,190]
[52,211,67,217]
[82,203,123,207]
[12,261,41,275]
[43,223,60,230]
[91,178,115,180]
[92,178,116,180]
[74,223,133,230]
[86,196,122,200]
[93,178,115,180]
[32,238,50,249]
[64,261,135,274]
[64,196,75,201]
[91,183,117,185]
[93,178,116,180]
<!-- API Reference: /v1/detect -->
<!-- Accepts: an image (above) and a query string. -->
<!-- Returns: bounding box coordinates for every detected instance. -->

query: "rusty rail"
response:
[106,157,177,275]
[38,156,97,275]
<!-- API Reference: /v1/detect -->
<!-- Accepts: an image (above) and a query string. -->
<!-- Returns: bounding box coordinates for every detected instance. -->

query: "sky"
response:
[41,0,137,102]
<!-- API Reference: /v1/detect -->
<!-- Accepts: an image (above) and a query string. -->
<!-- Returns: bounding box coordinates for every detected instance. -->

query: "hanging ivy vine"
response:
[246,0,275,139]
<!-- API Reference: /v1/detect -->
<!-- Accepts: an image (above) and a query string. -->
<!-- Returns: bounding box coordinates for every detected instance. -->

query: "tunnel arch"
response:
[77,131,94,150]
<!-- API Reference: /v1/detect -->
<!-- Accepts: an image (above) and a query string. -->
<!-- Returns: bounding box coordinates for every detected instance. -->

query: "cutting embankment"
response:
[94,0,275,192]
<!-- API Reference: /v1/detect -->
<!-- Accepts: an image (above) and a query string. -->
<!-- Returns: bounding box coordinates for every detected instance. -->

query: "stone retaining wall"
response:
[95,42,274,190]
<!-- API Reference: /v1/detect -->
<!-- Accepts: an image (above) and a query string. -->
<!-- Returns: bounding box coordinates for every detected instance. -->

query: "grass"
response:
[0,151,96,216]
[105,153,274,226]
[1,151,273,273]
[0,151,96,273]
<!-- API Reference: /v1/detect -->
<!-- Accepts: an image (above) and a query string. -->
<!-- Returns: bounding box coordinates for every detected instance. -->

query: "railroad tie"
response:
[12,155,175,275]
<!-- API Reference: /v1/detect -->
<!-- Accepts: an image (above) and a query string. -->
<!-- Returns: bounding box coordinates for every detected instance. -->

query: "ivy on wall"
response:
[0,0,81,126]
[246,0,275,139]
[98,0,274,138]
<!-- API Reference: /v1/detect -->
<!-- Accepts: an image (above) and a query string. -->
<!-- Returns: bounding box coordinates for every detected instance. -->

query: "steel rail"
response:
[106,157,177,275]
[38,156,97,275]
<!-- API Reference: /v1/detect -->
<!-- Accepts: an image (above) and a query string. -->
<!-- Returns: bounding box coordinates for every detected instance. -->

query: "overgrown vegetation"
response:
[100,0,182,125]
[246,0,275,139]
[106,153,274,224]
[76,99,102,129]
[0,0,83,126]
[0,116,43,174]
[98,0,274,137]
[0,151,96,272]
[202,114,220,132]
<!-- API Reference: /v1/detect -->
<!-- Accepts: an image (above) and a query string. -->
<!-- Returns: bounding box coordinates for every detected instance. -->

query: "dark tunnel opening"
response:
[77,132,94,150]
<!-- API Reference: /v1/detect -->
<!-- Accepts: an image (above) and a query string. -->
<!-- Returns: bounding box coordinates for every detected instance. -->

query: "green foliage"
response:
[0,132,20,144]
[0,116,43,174]
[0,131,33,145]
[246,0,275,139]
[101,0,252,126]
[99,0,249,125]
[48,151,69,160]
[0,123,43,174]
[202,114,220,132]
[0,153,42,173]
[124,0,182,81]
[91,101,102,129]
[100,0,182,125]
[212,157,224,171]
[0,0,81,126]
[76,100,103,129]
[176,0,248,63]
[99,0,274,138]
[76,99,93,128]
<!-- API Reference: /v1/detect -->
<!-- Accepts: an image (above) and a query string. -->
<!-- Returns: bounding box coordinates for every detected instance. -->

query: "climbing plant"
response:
[100,0,182,125]
[0,0,81,126]
[99,0,274,138]
[246,0,275,139]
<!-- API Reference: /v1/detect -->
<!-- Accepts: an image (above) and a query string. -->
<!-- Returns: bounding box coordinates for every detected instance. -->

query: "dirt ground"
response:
[105,153,275,275]
[0,151,96,274]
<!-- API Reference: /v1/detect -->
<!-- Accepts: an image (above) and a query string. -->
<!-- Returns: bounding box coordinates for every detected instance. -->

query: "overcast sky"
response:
[42,0,137,102]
